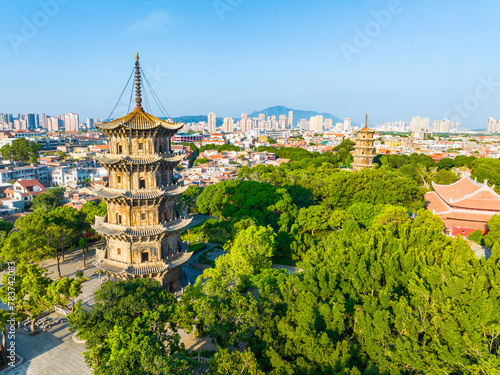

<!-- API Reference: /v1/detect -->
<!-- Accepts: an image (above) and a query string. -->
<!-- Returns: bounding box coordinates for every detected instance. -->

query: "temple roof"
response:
[95,109,184,131]
[432,176,500,212]
[432,177,484,203]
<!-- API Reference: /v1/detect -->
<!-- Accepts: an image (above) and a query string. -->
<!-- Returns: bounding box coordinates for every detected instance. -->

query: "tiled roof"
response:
[96,153,185,165]
[432,177,483,203]
[95,252,192,276]
[94,185,188,200]
[451,198,500,212]
[425,191,451,214]
[92,217,193,238]
[95,109,184,131]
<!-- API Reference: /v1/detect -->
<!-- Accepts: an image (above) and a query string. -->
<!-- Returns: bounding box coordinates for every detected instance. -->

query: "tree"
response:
[296,205,332,235]
[0,138,41,163]
[433,168,458,185]
[197,180,291,226]
[178,225,274,348]
[15,206,82,277]
[485,214,500,247]
[193,157,209,166]
[209,348,264,375]
[68,279,193,373]
[248,209,500,374]
[80,200,107,267]
[31,186,65,211]
[0,264,82,332]
[437,157,454,170]
[177,185,201,214]
[0,220,13,234]
[204,225,276,293]
[0,228,52,264]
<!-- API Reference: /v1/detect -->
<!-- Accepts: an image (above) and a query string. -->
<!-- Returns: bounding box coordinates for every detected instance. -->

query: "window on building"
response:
[117,248,121,255]
[116,213,122,225]
[141,251,149,263]
[138,143,144,150]
[117,175,122,184]
[117,144,123,154]
[139,179,146,189]
[141,213,146,220]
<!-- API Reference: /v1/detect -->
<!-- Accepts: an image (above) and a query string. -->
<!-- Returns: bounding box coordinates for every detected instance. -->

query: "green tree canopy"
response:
[69,278,193,374]
[31,186,65,211]
[0,138,42,163]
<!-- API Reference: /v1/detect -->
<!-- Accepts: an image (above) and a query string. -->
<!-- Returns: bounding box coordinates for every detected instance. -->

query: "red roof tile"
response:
[433,177,482,203]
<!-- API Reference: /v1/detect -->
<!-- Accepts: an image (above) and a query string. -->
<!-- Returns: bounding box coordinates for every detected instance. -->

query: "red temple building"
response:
[425,176,500,236]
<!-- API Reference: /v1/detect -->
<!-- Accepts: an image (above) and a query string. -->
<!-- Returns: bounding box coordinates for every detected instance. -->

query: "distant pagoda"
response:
[92,54,192,291]
[351,114,376,172]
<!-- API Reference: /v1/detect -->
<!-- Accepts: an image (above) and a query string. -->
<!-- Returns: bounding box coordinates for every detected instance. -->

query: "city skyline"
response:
[2,0,500,128]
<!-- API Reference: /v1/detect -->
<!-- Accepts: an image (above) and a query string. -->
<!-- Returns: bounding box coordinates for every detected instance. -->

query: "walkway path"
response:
[8,316,91,375]
[466,239,492,260]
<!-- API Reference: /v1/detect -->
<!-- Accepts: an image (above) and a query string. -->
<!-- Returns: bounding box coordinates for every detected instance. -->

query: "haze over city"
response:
[2,0,500,128]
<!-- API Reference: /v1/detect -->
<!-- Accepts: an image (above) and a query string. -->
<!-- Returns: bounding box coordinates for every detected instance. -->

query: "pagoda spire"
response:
[134,52,143,111]
[364,113,368,128]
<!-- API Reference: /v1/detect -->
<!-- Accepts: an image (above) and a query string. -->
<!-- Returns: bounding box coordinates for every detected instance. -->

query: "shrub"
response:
[467,229,485,245]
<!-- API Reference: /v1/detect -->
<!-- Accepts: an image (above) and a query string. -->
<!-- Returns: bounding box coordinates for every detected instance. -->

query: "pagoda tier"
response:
[94,184,189,202]
[92,216,192,241]
[92,53,191,291]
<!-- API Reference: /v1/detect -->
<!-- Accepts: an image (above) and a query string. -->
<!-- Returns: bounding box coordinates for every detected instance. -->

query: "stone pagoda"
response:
[351,114,376,172]
[92,54,192,291]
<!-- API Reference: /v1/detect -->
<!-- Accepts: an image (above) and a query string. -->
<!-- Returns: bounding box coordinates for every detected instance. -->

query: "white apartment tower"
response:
[410,116,430,132]
[487,118,500,133]
[208,112,217,133]
[310,115,324,133]
[344,118,351,132]
[288,111,293,128]
[279,115,287,130]
[222,117,234,133]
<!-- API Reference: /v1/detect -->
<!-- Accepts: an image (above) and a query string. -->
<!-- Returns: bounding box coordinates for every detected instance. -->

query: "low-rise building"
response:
[52,166,95,187]
[0,165,51,185]
[4,179,47,204]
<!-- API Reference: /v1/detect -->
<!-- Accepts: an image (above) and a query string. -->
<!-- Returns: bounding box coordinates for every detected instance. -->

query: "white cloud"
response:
[129,10,174,34]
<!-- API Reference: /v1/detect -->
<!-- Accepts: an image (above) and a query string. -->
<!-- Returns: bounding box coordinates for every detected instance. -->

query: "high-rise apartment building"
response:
[40,113,47,129]
[207,112,216,133]
[60,112,79,132]
[288,111,293,128]
[325,118,333,129]
[300,119,309,131]
[47,116,62,132]
[258,113,266,122]
[279,114,287,130]
[410,116,430,132]
[310,115,324,133]
[344,118,352,132]
[433,119,451,133]
[222,117,234,133]
[487,118,500,133]
[24,113,37,129]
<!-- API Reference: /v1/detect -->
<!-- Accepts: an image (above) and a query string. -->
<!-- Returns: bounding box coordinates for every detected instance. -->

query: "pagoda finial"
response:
[364,113,368,128]
[134,52,143,111]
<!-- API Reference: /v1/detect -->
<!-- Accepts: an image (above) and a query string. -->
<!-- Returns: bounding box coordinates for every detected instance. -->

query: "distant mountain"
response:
[248,106,343,126]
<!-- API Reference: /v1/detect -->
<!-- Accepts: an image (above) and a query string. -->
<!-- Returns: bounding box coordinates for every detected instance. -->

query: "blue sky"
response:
[1,0,500,128]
